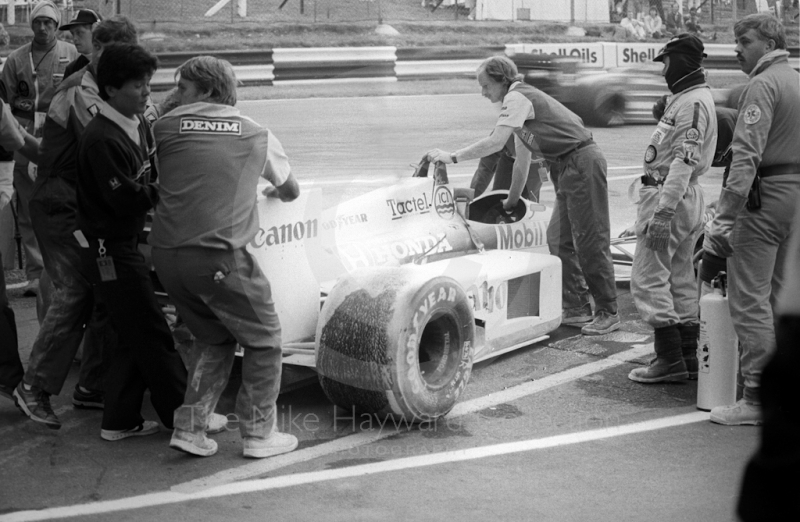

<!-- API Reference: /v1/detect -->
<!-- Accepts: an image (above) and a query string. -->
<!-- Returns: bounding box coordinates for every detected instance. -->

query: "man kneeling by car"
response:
[150,56,300,458]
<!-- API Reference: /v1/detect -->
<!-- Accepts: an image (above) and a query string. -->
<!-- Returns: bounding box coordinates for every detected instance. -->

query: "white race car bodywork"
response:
[243,167,562,419]
[247,173,561,364]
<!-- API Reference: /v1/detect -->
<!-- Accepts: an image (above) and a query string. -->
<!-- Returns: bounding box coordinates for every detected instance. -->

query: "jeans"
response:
[153,247,283,439]
[547,144,618,315]
[25,176,106,395]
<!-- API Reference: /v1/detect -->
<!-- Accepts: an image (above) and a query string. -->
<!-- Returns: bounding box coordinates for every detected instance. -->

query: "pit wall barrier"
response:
[75,42,800,90]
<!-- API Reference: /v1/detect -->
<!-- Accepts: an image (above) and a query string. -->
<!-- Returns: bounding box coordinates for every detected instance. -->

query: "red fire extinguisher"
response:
[697,272,739,411]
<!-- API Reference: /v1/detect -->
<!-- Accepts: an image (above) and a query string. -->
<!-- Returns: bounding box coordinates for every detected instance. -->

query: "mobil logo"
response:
[433,186,455,220]
[496,221,546,250]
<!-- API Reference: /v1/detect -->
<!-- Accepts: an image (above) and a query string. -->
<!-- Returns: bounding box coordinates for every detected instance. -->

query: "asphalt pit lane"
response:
[326,458,384,469]
[477,403,523,419]
[420,419,473,439]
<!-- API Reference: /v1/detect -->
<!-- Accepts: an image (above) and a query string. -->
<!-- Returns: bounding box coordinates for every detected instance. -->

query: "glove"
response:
[652,94,669,121]
[644,207,675,252]
[699,251,727,285]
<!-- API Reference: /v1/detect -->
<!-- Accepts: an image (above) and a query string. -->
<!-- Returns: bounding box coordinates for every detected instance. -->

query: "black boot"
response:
[628,324,688,383]
[676,323,699,380]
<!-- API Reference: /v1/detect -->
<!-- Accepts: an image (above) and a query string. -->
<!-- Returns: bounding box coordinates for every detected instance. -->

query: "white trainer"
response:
[243,432,298,459]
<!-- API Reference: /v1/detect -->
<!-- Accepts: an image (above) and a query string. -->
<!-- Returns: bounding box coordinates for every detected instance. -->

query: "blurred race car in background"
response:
[510,53,744,127]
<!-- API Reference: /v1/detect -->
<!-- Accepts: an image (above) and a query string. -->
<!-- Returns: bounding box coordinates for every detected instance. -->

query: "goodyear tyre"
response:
[316,267,475,422]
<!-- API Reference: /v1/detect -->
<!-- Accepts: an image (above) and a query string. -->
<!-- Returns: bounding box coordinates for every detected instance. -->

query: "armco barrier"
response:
[141,43,799,90]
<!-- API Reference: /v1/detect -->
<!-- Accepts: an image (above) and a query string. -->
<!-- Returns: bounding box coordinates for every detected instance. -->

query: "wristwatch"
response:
[450,152,458,164]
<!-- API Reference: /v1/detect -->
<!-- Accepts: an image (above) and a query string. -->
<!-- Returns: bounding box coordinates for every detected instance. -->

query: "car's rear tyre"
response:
[316,268,475,422]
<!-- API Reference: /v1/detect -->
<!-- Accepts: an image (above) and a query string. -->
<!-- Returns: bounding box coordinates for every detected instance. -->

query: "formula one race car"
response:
[244,159,563,422]
[510,53,741,127]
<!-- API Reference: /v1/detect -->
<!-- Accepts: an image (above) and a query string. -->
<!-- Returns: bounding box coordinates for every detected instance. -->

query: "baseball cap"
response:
[653,33,707,62]
[60,9,102,31]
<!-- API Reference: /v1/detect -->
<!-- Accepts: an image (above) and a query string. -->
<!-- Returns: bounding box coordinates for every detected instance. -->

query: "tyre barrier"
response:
[316,267,475,422]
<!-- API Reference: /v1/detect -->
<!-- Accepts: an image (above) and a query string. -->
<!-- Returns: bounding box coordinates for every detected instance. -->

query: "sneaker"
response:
[13,383,61,429]
[72,384,104,409]
[628,357,688,383]
[206,412,228,434]
[710,399,762,426]
[22,279,39,297]
[581,311,621,336]
[243,432,298,459]
[170,429,218,457]
[562,306,593,325]
[101,420,160,441]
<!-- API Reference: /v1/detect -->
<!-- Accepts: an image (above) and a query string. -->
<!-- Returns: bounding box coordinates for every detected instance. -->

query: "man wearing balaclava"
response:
[628,33,717,385]
[0,0,78,297]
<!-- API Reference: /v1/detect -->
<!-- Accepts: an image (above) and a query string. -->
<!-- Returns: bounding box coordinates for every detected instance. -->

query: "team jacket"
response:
[643,83,717,212]
[704,50,800,258]
[723,51,800,198]
[37,68,103,184]
[0,40,78,121]
[150,102,291,251]
[508,82,592,163]
[76,112,157,239]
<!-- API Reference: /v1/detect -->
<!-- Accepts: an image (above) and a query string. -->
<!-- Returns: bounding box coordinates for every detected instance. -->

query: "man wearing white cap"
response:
[0,0,78,297]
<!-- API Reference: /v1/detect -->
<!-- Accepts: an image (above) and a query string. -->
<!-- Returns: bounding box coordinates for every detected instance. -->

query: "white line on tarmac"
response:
[170,342,653,493]
[1,409,708,522]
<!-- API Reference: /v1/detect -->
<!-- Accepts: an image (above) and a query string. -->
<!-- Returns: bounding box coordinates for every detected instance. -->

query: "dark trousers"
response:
[0,249,23,389]
[80,235,187,430]
[547,144,618,315]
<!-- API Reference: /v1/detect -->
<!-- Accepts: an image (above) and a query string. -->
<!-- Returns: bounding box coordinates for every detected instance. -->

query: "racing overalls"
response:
[0,40,78,281]
[631,83,717,328]
[510,82,618,316]
[704,50,800,401]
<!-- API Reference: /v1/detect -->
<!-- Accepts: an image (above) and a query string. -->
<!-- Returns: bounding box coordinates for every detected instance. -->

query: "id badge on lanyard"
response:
[96,239,118,282]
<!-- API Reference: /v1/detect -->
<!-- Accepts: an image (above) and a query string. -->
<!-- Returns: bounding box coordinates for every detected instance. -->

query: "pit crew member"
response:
[75,44,189,441]
[628,34,717,384]
[702,13,800,426]
[428,55,620,336]
[61,9,102,79]
[14,16,139,430]
[150,56,300,458]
